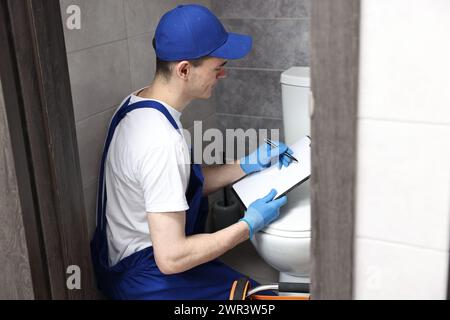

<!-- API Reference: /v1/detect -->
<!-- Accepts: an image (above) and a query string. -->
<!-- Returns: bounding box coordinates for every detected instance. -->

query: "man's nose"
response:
[217,68,227,79]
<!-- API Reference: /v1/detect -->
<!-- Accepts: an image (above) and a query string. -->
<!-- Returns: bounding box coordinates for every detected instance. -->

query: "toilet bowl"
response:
[250,180,311,283]
[250,66,311,285]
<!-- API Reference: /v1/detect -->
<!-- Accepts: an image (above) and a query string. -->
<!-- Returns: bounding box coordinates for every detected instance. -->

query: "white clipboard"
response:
[232,136,311,209]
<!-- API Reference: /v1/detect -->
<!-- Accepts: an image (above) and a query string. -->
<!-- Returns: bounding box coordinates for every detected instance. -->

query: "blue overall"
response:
[90,97,258,300]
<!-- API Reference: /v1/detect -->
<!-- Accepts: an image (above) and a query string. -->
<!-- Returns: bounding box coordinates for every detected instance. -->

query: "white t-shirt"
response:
[105,93,191,267]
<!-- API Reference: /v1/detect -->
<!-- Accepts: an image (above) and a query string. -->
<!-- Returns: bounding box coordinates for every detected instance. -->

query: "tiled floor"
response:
[219,240,279,285]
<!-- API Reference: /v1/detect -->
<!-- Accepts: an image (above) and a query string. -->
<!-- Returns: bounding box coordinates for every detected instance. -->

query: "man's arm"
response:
[202,161,245,196]
[148,211,249,274]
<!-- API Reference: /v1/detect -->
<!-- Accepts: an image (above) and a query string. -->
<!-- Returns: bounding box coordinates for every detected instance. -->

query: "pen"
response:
[265,139,299,163]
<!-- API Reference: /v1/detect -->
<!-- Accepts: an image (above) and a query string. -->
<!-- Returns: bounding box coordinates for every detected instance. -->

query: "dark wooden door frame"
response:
[0,0,95,299]
[310,0,360,299]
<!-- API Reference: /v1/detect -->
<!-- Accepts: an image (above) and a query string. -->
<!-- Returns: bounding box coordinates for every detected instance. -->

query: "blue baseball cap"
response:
[154,4,252,61]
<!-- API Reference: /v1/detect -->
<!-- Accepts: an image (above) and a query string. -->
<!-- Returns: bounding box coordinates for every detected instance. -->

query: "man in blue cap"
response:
[91,4,294,300]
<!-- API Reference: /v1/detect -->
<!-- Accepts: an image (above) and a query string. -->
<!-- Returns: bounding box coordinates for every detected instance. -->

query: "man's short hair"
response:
[153,38,206,80]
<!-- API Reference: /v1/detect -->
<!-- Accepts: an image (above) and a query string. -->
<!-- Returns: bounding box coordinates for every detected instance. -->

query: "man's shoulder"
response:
[120,109,183,150]
[125,107,177,132]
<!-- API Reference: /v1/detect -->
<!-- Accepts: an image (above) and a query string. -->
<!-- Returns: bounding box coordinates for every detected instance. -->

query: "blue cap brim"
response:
[208,33,252,60]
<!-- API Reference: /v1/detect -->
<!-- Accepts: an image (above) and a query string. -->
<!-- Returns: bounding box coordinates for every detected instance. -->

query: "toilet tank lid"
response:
[281,67,310,87]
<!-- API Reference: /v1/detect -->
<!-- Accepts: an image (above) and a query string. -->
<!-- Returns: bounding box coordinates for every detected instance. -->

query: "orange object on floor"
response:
[229,278,311,300]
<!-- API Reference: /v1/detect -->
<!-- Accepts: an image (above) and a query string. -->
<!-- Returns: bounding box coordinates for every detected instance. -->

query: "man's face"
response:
[188,57,227,99]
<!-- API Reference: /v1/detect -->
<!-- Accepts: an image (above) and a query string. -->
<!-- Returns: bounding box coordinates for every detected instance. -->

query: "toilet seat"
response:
[262,228,310,238]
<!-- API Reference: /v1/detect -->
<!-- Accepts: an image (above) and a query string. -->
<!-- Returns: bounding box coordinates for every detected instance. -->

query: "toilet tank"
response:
[281,67,311,145]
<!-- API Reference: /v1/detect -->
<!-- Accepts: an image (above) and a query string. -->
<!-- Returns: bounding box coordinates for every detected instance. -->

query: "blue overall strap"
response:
[96,97,180,231]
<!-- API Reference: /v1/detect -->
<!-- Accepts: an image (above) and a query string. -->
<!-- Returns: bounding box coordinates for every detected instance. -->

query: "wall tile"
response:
[76,107,117,188]
[216,114,284,136]
[356,119,450,251]
[123,0,179,37]
[354,238,448,299]
[275,0,310,19]
[359,0,450,125]
[221,19,309,70]
[181,98,216,129]
[186,113,218,137]
[215,69,282,118]
[128,32,156,91]
[60,0,127,53]
[68,40,132,122]
[123,0,211,37]
[216,114,284,160]
[211,0,310,19]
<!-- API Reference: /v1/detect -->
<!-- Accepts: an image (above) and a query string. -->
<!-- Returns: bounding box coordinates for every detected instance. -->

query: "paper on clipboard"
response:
[232,136,311,209]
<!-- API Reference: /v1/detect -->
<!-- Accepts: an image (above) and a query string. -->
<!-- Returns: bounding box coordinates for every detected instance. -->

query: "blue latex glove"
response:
[239,189,287,239]
[239,141,294,175]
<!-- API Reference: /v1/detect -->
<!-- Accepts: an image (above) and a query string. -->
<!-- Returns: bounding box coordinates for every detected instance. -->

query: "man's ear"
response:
[175,61,190,80]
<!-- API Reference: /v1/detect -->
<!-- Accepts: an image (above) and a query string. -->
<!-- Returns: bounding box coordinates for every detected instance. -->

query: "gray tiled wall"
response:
[60,0,214,241]
[210,0,310,156]
[215,69,283,118]
[210,0,310,19]
[209,0,310,284]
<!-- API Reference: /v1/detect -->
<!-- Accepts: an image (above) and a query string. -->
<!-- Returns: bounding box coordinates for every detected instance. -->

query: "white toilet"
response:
[250,66,311,286]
